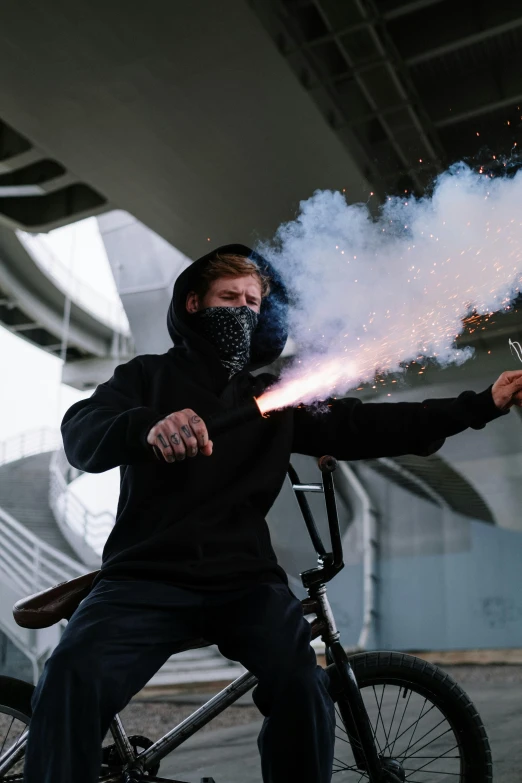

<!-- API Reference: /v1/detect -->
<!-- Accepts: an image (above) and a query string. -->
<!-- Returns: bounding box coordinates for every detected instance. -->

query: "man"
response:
[24,243,522,783]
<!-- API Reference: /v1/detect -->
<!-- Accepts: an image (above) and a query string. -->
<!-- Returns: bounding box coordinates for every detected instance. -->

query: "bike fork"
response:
[326,641,385,782]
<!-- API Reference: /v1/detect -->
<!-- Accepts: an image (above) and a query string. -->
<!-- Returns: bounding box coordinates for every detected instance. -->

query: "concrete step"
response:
[0,452,78,560]
[147,646,246,687]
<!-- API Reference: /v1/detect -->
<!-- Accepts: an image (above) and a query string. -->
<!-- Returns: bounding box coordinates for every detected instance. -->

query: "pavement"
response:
[151,669,522,783]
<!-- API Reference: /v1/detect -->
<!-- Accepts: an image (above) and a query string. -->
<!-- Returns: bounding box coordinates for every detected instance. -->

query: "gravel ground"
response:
[110,664,522,744]
[110,695,260,744]
[439,663,522,684]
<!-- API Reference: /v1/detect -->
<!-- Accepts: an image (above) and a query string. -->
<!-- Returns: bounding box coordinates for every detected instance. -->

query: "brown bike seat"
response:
[13,571,321,651]
[13,570,101,629]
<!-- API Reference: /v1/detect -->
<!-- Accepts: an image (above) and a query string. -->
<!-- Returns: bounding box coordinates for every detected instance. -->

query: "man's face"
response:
[186,274,263,315]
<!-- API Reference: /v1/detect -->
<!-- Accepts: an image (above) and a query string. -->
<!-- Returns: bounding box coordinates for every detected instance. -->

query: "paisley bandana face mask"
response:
[192,305,259,377]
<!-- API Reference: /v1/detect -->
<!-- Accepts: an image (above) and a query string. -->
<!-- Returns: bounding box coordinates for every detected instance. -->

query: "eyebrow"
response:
[220,289,260,300]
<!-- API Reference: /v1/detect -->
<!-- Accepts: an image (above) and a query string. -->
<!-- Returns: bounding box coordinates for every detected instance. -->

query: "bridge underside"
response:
[0,0,521,253]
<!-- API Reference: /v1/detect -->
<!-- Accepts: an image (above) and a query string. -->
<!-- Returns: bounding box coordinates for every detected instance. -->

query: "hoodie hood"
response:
[167,243,288,372]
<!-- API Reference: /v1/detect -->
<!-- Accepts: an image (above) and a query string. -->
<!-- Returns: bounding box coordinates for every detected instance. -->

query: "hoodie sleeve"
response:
[292,385,509,461]
[61,357,165,473]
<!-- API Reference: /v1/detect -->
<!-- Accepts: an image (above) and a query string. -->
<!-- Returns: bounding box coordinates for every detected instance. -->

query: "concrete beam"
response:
[0,0,370,258]
[406,17,522,67]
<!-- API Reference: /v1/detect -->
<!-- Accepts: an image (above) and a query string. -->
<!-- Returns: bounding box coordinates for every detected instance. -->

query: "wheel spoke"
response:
[335,731,352,745]
[0,715,15,757]
[398,726,453,761]
[373,684,390,751]
[403,767,461,775]
[401,696,428,759]
[386,682,403,755]
[388,687,413,756]
[381,703,437,756]
[401,741,460,777]
[332,760,368,775]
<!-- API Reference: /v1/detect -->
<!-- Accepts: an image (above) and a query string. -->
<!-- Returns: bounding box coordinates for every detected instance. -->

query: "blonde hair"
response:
[195,253,271,298]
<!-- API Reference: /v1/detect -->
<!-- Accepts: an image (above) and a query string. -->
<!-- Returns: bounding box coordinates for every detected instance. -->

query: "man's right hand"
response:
[147,409,213,463]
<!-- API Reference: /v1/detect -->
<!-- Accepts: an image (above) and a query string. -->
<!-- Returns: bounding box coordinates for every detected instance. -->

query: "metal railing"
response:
[0,506,85,596]
[0,429,99,682]
[49,448,115,557]
[16,231,130,335]
[0,428,84,593]
[0,428,60,467]
[0,427,113,561]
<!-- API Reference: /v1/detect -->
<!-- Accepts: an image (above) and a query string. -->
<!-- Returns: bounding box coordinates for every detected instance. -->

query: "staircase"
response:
[146,647,246,688]
[0,504,86,683]
[0,452,78,560]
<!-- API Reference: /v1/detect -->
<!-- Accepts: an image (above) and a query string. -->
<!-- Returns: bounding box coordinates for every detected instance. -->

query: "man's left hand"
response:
[491,370,522,411]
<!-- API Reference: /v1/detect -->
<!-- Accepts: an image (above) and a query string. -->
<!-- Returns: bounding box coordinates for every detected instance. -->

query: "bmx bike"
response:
[0,455,492,782]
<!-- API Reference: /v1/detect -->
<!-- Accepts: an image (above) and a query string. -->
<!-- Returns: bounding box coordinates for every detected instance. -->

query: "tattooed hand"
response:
[146,409,213,463]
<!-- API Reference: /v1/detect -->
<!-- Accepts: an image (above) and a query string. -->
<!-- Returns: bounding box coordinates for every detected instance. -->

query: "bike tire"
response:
[0,676,33,782]
[328,651,492,782]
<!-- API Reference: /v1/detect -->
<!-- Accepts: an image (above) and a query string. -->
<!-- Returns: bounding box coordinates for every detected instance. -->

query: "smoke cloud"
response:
[258,163,522,407]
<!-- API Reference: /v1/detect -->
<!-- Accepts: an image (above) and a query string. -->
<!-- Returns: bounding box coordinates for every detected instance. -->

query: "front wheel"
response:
[327,651,492,782]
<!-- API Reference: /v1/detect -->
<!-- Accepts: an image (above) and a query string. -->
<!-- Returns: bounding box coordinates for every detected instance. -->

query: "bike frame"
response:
[0,456,388,783]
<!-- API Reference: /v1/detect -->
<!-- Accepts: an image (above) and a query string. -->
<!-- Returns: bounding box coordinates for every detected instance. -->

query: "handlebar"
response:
[289,455,344,587]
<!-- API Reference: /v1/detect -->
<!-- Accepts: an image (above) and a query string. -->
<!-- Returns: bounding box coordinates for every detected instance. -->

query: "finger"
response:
[155,428,175,463]
[176,414,199,458]
[506,379,522,398]
[164,419,187,461]
[184,409,209,449]
[200,440,213,457]
[500,369,522,383]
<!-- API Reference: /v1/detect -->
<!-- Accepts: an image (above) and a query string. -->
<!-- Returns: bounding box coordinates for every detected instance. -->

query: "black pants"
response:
[24,578,335,783]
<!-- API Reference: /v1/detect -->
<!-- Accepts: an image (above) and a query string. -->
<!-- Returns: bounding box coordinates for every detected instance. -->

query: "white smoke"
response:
[258,163,522,405]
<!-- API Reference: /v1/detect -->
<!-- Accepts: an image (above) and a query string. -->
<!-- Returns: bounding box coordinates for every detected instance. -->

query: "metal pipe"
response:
[337,463,379,651]
[292,483,323,492]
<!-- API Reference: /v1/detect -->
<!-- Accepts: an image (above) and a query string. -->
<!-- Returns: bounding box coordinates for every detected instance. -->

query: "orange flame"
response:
[253,309,505,415]
[255,360,358,413]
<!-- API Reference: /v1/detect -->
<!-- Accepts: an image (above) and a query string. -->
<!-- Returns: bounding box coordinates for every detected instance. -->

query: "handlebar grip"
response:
[318,455,337,473]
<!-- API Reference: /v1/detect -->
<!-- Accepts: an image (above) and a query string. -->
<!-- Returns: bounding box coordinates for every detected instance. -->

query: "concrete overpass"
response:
[0,223,133,388]
[1,0,522,254]
[0,0,373,257]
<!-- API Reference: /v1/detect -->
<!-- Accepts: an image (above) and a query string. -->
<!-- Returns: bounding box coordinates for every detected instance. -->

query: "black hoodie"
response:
[61,244,508,591]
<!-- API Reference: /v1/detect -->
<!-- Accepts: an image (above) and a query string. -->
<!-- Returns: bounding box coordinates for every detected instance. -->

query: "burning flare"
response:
[255,163,522,412]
